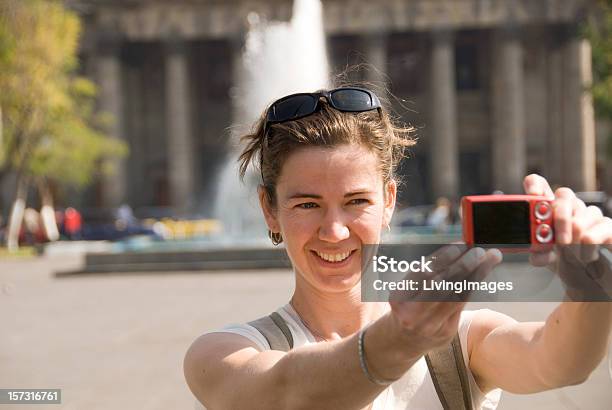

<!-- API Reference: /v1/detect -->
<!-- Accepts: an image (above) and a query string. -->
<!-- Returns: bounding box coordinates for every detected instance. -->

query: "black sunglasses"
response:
[264,87,382,136]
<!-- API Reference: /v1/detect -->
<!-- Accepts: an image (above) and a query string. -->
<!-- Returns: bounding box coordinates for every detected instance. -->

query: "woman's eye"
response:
[348,198,369,205]
[297,202,318,209]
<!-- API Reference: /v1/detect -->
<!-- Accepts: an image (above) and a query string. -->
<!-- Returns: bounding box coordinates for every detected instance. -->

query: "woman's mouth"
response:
[311,249,358,267]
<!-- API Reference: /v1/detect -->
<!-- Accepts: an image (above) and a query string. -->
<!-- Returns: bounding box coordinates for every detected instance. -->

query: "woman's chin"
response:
[309,267,362,292]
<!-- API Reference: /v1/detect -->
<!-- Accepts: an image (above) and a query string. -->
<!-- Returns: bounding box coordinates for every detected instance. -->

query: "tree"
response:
[0,0,127,250]
[585,0,612,158]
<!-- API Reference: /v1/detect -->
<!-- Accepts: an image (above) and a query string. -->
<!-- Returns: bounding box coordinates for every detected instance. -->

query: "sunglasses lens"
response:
[269,95,318,122]
[330,89,374,111]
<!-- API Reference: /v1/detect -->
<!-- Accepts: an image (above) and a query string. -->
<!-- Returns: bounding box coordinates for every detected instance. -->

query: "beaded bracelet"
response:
[358,326,398,386]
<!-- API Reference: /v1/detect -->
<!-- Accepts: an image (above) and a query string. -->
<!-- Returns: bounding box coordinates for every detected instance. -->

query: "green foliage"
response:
[584,0,612,158]
[586,0,612,119]
[0,0,127,188]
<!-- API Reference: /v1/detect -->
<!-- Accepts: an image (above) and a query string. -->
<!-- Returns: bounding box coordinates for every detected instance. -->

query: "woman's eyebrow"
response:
[345,190,375,197]
[286,190,375,200]
[287,193,322,200]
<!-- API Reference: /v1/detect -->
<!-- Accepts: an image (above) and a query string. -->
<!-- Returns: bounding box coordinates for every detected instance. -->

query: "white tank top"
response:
[194,305,502,410]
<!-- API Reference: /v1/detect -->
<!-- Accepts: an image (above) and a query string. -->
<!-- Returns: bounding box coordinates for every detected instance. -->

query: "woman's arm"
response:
[184,312,424,410]
[469,174,612,395]
[468,304,612,394]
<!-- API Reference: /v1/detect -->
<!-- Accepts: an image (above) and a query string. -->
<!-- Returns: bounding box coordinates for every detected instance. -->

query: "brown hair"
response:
[238,86,416,208]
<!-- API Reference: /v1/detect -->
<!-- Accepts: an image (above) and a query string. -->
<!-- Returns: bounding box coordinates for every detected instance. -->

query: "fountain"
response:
[214,0,330,244]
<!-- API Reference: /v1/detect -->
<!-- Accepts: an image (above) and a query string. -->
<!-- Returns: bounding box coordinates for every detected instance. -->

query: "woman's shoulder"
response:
[196,321,272,351]
[184,319,276,408]
[192,303,307,352]
[185,311,298,410]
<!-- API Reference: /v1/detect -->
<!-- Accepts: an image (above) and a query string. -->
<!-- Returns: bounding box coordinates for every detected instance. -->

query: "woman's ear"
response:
[383,179,397,227]
[257,185,279,231]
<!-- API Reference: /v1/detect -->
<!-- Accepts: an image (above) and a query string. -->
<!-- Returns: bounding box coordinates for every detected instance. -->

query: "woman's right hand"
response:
[387,245,502,354]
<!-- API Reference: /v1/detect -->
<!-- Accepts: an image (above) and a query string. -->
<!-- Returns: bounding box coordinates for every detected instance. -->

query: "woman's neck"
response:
[289,276,387,340]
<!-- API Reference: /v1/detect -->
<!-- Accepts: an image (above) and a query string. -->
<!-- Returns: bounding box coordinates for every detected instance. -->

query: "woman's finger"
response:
[429,244,466,272]
[445,247,486,280]
[581,217,612,245]
[391,248,483,304]
[523,174,555,199]
[443,248,499,302]
[554,188,577,244]
[573,205,604,244]
[468,249,503,285]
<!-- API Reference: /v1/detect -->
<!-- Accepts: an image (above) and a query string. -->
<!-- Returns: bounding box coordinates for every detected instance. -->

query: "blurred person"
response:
[426,197,451,232]
[63,207,82,240]
[184,86,612,410]
[115,204,137,230]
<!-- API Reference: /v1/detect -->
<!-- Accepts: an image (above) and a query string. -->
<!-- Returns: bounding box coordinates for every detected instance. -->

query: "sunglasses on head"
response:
[264,87,382,136]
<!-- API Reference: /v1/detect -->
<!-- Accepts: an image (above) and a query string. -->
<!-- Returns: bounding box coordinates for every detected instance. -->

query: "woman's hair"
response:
[238,83,417,207]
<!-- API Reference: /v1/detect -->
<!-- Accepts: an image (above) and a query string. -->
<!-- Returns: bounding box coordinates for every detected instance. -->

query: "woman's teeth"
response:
[315,250,351,263]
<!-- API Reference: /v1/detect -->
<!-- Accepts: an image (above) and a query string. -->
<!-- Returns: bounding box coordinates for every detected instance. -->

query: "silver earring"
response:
[386,224,391,233]
[268,230,283,246]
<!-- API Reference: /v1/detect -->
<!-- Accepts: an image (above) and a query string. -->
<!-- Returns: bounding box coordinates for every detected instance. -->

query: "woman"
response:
[184,87,612,409]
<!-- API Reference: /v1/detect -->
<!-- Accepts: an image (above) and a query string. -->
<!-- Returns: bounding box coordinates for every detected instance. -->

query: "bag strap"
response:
[425,334,473,410]
[248,312,294,351]
[250,314,473,410]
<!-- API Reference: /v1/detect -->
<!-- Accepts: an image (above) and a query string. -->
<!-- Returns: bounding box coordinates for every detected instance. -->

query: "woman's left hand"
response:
[524,174,612,247]
[523,174,612,297]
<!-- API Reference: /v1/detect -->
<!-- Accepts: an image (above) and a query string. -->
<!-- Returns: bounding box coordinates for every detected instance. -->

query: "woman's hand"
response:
[387,245,502,353]
[523,174,612,298]
[524,174,611,248]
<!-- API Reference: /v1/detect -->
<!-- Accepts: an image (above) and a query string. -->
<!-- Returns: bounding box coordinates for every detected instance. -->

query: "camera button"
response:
[536,224,553,243]
[535,202,552,220]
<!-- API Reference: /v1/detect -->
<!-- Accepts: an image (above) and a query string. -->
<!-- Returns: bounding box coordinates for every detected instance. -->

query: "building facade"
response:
[70,0,604,215]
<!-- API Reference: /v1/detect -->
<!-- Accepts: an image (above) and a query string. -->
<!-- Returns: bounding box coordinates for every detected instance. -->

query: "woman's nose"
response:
[318,213,350,242]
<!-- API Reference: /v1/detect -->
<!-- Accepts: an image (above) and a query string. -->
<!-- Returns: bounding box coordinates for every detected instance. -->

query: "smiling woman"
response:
[268,144,393,293]
[183,85,612,410]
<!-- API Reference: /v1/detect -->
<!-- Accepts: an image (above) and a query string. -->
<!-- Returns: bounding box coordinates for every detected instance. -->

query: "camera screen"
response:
[472,201,531,244]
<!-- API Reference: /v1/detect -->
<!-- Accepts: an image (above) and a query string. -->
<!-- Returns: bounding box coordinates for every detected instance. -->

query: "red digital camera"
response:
[461,195,554,251]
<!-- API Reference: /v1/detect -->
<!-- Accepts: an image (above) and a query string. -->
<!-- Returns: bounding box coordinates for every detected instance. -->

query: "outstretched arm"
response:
[468,174,612,394]
[468,304,612,394]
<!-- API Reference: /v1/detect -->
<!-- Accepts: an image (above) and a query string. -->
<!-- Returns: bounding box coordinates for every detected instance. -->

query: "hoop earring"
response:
[268,230,283,246]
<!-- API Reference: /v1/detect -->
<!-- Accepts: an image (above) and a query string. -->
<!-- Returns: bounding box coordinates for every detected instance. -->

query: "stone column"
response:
[165,36,195,213]
[362,31,388,90]
[429,30,459,200]
[562,35,596,191]
[546,34,564,187]
[491,27,525,194]
[95,32,126,207]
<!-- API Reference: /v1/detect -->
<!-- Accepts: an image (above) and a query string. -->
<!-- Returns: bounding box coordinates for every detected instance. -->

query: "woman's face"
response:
[259,143,396,293]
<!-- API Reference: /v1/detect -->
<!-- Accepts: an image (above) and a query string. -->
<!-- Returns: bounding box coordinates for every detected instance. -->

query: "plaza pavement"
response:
[0,254,610,409]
